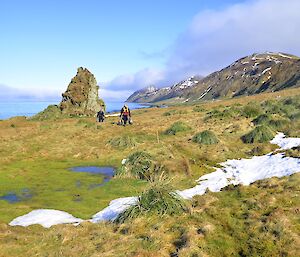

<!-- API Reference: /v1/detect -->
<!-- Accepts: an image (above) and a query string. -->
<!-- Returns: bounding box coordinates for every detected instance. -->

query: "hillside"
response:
[0,88,300,256]
[127,52,300,103]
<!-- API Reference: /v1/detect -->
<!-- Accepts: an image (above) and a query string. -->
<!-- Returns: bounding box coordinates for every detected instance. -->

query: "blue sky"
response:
[1,0,300,101]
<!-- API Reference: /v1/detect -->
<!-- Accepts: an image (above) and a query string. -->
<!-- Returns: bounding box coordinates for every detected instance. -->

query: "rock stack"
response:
[59,67,105,116]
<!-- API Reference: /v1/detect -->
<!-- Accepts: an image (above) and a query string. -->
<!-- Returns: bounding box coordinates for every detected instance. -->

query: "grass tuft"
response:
[252,114,271,125]
[241,125,275,143]
[192,130,219,145]
[117,151,157,180]
[164,121,191,135]
[107,136,137,149]
[242,104,262,118]
[268,119,289,130]
[116,179,188,223]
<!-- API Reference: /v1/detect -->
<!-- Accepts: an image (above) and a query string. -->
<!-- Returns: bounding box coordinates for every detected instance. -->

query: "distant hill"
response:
[126,52,300,103]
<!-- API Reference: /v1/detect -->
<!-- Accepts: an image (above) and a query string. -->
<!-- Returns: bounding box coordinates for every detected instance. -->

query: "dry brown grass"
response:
[0,88,300,256]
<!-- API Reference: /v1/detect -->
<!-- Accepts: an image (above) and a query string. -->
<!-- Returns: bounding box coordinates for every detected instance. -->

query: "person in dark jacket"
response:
[97,108,105,122]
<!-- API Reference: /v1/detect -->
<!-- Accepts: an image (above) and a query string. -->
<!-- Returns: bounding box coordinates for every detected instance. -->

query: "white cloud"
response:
[101,89,133,102]
[104,0,300,98]
[0,84,61,101]
[102,68,165,91]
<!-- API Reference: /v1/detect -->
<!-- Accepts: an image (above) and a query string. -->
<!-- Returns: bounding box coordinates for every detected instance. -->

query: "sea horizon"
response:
[0,100,148,120]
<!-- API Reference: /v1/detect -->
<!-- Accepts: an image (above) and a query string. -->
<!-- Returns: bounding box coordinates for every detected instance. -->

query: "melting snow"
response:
[199,86,212,99]
[177,153,300,199]
[271,132,300,150]
[9,133,300,227]
[9,209,83,228]
[277,53,293,59]
[262,67,272,75]
[91,197,138,223]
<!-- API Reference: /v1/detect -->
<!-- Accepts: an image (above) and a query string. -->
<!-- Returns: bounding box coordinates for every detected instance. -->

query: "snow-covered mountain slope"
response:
[127,52,300,103]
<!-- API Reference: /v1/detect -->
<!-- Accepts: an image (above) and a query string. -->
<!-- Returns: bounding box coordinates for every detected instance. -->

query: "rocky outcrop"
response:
[59,67,105,116]
[127,52,300,103]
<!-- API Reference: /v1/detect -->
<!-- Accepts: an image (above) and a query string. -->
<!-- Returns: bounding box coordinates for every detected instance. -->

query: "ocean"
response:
[0,101,148,120]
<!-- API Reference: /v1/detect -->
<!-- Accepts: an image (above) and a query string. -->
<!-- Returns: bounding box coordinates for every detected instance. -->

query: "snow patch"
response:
[9,210,83,228]
[277,53,293,59]
[262,67,272,75]
[178,152,300,199]
[91,197,138,222]
[271,132,300,150]
[199,86,212,99]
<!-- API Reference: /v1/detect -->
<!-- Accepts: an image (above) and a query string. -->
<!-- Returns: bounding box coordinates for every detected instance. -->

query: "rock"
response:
[59,67,105,116]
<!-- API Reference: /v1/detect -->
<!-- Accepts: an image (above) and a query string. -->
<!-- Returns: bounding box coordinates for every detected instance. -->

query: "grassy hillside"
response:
[0,88,300,256]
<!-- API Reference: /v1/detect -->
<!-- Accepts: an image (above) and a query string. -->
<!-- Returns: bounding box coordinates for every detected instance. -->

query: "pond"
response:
[70,166,116,189]
[0,189,33,203]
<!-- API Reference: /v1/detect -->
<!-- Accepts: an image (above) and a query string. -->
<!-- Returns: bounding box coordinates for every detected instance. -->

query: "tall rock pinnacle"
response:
[59,67,105,116]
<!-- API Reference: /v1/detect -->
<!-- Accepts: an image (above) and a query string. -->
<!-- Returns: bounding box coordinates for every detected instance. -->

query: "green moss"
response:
[31,105,63,121]
[192,130,219,145]
[0,159,146,222]
[241,125,275,143]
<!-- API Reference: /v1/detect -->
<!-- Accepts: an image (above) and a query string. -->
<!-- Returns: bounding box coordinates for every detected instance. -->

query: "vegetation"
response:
[0,88,300,256]
[117,151,157,180]
[107,135,137,149]
[242,103,262,118]
[31,104,63,120]
[241,125,275,143]
[252,113,271,125]
[268,118,290,130]
[164,121,191,135]
[116,179,188,223]
[192,130,219,145]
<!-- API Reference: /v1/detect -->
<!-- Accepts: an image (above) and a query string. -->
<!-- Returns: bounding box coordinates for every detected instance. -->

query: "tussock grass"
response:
[117,151,155,180]
[241,125,275,143]
[242,103,262,118]
[252,114,271,125]
[204,107,239,120]
[289,112,300,121]
[192,130,219,145]
[116,179,188,223]
[164,121,191,135]
[107,135,137,149]
[268,118,289,130]
[193,105,206,112]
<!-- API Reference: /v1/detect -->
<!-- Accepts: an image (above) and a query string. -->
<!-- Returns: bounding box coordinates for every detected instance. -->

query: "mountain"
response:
[126,52,300,103]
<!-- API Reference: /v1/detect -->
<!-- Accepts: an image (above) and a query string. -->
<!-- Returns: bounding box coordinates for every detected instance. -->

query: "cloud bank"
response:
[0,84,61,102]
[104,0,300,99]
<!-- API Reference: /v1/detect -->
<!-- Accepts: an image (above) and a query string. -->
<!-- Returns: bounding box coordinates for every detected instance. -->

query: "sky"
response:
[1,0,300,102]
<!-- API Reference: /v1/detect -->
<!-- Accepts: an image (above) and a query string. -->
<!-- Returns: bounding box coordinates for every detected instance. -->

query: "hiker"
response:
[120,104,132,125]
[96,108,105,122]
